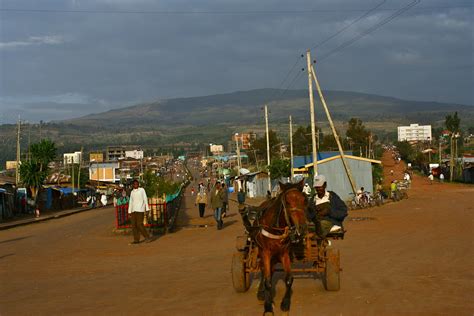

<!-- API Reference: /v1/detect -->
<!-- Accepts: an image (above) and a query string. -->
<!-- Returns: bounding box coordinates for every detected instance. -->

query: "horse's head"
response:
[279,180,308,240]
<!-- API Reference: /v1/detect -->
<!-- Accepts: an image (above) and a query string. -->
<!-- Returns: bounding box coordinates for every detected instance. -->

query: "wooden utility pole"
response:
[235,133,241,175]
[450,135,454,182]
[16,118,21,186]
[439,137,442,164]
[289,115,294,181]
[306,50,318,176]
[310,63,357,195]
[265,105,272,192]
[77,147,83,189]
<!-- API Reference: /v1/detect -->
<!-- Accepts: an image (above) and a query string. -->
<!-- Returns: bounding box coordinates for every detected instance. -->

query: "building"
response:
[210,144,224,155]
[106,146,126,161]
[63,152,82,165]
[89,162,120,183]
[231,133,256,151]
[397,124,432,142]
[125,150,144,160]
[89,152,104,163]
[5,161,17,170]
[293,154,382,202]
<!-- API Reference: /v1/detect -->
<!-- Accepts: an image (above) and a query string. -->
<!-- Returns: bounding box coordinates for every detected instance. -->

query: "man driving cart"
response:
[306,174,348,239]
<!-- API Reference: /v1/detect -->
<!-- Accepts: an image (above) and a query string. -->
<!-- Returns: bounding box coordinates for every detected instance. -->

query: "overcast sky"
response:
[0,0,472,123]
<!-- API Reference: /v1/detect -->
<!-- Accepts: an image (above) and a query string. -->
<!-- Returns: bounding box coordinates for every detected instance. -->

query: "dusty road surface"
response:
[1,164,473,315]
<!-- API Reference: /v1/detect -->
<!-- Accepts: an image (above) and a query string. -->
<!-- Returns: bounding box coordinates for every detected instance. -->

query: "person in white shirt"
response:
[128,180,152,244]
[439,173,445,182]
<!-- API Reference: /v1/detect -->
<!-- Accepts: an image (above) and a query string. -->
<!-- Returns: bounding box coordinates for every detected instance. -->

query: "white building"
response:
[397,124,432,142]
[210,144,224,155]
[63,152,82,165]
[125,150,144,160]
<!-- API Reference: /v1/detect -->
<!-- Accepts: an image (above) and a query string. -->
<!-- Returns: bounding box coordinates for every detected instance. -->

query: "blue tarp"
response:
[293,151,353,168]
[0,188,6,193]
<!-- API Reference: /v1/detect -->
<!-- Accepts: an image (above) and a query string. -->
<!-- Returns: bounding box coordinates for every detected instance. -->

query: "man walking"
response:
[128,179,152,244]
[221,183,229,218]
[210,182,225,230]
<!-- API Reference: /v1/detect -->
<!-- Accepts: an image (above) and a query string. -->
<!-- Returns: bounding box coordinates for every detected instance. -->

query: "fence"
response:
[115,183,187,233]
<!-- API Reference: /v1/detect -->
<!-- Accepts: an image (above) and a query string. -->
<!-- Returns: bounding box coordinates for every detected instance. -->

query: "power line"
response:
[317,0,421,63]
[311,0,388,50]
[0,5,470,15]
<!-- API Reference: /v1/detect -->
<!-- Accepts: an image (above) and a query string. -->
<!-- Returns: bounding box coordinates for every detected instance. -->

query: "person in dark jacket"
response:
[306,174,348,238]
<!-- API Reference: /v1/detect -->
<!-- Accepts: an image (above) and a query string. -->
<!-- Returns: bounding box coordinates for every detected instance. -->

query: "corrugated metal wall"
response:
[318,158,374,202]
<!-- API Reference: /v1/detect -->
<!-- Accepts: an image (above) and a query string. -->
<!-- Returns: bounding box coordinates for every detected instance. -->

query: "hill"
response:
[1,89,472,167]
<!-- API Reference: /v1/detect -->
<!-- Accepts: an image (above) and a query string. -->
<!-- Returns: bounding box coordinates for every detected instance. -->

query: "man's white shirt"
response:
[128,188,150,213]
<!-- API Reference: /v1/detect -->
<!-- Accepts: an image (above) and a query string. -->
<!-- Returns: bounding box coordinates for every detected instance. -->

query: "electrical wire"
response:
[317,0,421,63]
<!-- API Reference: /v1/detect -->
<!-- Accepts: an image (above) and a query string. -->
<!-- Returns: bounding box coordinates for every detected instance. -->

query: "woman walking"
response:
[195,189,208,218]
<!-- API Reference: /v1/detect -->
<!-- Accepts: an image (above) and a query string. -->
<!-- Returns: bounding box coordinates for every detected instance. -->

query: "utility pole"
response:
[289,115,294,181]
[306,50,318,176]
[450,134,454,182]
[439,137,442,165]
[77,147,83,189]
[265,105,272,192]
[235,133,241,175]
[310,62,358,195]
[16,118,21,186]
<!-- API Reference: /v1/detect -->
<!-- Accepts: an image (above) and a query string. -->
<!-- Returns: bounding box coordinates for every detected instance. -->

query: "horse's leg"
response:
[262,250,274,315]
[257,272,265,301]
[280,250,294,312]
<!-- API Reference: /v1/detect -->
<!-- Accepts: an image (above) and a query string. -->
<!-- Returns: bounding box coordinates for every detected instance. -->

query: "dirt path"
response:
[1,162,473,315]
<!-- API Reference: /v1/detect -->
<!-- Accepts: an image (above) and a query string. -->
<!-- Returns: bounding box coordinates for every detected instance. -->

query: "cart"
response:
[231,225,344,292]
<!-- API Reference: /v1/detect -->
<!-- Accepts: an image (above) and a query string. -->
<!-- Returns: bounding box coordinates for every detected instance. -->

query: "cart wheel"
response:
[232,252,250,292]
[323,248,340,291]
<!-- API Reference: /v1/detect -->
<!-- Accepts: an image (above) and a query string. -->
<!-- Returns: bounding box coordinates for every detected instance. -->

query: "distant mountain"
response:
[66,88,473,127]
[1,89,472,168]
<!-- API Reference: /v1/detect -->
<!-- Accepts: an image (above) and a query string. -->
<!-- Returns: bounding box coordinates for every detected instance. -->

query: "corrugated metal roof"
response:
[293,152,353,168]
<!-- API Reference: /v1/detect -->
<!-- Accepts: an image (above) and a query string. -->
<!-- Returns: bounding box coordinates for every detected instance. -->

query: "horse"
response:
[253,180,308,315]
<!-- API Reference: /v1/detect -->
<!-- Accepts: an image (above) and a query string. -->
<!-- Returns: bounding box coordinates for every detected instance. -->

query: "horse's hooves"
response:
[281,301,290,312]
[257,291,265,302]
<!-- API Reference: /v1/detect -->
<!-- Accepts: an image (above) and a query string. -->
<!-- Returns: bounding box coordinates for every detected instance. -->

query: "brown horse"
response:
[254,181,308,315]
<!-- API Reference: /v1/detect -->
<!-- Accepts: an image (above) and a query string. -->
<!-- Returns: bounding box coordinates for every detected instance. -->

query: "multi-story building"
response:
[89,152,104,163]
[63,152,82,165]
[397,124,432,142]
[210,144,224,155]
[125,150,144,160]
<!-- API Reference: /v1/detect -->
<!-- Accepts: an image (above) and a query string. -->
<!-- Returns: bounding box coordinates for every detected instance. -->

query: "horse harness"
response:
[257,188,304,244]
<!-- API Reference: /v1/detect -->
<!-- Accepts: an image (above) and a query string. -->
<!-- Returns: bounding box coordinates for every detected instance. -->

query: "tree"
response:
[20,139,57,199]
[445,112,461,181]
[292,126,312,155]
[346,118,369,156]
[268,159,290,180]
[30,139,57,172]
[19,160,48,199]
[394,141,415,162]
[249,130,281,164]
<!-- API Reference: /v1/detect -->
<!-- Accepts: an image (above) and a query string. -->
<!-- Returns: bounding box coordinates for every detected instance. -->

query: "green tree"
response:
[268,158,290,180]
[292,126,312,155]
[249,130,281,163]
[346,118,369,156]
[445,112,461,181]
[394,141,415,162]
[20,139,57,199]
[30,139,57,172]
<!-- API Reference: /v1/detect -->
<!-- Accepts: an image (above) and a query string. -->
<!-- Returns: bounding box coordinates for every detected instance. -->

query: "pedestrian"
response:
[195,189,207,218]
[100,193,108,207]
[237,188,246,207]
[221,183,229,218]
[128,179,153,244]
[428,173,434,185]
[390,169,394,176]
[210,182,225,230]
[191,187,195,196]
[439,173,445,183]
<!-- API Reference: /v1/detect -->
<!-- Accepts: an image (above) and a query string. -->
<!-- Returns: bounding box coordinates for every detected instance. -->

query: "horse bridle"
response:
[260,188,305,244]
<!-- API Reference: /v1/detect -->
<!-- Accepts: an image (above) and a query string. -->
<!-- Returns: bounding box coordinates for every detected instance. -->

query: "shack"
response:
[294,155,382,202]
[236,171,270,198]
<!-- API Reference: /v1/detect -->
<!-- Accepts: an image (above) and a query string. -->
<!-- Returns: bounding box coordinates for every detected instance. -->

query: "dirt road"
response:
[1,163,473,315]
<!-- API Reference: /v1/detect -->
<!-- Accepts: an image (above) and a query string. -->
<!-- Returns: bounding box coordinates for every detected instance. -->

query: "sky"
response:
[0,0,473,123]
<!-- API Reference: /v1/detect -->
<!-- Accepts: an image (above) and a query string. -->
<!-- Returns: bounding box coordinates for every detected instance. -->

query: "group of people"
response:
[195,181,229,230]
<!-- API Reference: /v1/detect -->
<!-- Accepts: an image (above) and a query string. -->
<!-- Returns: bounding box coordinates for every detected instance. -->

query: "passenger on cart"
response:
[307,174,348,239]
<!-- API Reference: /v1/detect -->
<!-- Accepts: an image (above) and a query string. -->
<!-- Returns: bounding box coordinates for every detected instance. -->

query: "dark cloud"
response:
[0,0,472,123]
